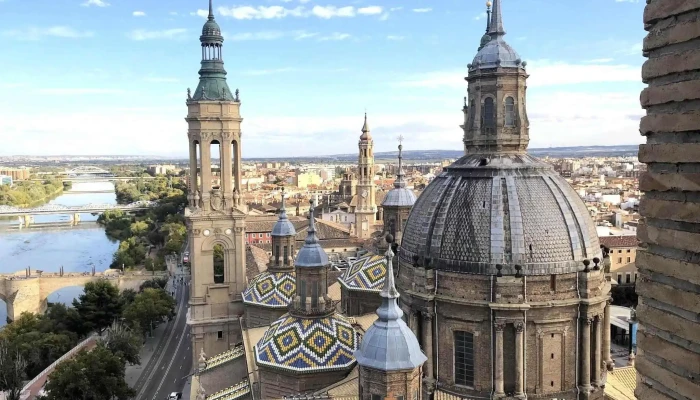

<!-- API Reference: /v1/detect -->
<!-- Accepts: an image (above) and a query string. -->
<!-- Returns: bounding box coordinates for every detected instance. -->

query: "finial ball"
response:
[398,144,403,151]
[385,234,394,244]
[486,1,492,8]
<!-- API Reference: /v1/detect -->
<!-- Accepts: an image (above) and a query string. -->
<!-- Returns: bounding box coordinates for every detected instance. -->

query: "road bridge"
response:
[0,271,168,321]
[0,201,155,220]
[30,176,157,183]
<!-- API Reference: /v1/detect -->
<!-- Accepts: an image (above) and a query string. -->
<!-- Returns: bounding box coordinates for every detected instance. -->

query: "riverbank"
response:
[7,184,66,209]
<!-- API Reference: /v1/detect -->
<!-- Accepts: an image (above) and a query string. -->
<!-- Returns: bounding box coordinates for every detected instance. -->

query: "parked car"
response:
[168,393,182,400]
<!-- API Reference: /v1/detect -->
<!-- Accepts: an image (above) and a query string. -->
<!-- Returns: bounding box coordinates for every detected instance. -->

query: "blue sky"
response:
[0,0,646,157]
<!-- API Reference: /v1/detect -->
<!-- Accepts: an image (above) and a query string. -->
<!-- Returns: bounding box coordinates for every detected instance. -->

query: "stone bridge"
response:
[0,271,168,321]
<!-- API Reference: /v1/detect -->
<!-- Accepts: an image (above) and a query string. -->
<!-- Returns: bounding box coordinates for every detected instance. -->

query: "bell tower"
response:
[355,113,377,239]
[463,0,530,155]
[185,0,247,364]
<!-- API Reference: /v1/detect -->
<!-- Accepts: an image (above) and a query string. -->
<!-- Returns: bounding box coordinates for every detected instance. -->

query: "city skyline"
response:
[0,0,645,157]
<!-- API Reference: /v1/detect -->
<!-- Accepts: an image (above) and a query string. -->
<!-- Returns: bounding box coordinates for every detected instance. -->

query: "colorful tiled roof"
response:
[242,271,296,308]
[205,379,250,400]
[255,314,360,372]
[202,345,245,372]
[604,366,637,400]
[338,254,387,292]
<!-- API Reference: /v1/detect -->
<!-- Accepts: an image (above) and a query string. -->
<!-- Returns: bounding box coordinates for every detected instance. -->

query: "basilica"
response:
[186,1,612,400]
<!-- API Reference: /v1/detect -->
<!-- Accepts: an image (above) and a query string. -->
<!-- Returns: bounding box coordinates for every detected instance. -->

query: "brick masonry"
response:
[636,2,700,399]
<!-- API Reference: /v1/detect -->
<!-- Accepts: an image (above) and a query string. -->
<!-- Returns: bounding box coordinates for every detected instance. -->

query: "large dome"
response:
[399,154,601,276]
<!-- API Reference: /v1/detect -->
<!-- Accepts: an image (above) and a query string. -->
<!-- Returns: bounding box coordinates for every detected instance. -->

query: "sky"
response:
[0,0,647,158]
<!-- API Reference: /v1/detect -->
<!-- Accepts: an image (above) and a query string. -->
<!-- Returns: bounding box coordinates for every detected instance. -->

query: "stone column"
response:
[594,314,603,387]
[494,322,506,397]
[603,300,613,370]
[200,140,212,194]
[580,317,592,392]
[221,137,232,195]
[514,321,525,398]
[234,139,242,193]
[189,140,198,206]
[421,312,434,381]
[410,311,419,340]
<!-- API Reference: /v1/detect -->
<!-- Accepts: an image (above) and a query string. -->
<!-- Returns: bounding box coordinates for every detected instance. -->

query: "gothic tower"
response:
[185,0,247,363]
[355,113,377,239]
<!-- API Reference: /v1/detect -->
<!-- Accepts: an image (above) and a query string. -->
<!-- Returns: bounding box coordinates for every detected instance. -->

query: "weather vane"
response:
[397,135,404,144]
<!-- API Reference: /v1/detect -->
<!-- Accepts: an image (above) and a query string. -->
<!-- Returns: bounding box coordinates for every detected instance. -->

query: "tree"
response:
[129,221,149,237]
[72,281,123,335]
[0,341,27,400]
[41,345,135,400]
[119,289,137,307]
[123,289,175,337]
[100,322,142,365]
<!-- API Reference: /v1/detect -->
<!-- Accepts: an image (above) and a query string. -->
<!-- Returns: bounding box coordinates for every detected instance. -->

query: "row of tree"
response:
[0,180,70,207]
[98,178,188,271]
[0,279,176,400]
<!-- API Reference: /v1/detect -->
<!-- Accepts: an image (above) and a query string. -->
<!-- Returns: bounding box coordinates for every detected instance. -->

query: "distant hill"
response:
[245,145,640,163]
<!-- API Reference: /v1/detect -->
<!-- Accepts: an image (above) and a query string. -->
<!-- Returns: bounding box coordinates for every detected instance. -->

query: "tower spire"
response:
[208,0,214,20]
[279,187,288,219]
[360,112,371,140]
[488,0,506,37]
[305,198,320,245]
[394,137,406,189]
[379,237,400,303]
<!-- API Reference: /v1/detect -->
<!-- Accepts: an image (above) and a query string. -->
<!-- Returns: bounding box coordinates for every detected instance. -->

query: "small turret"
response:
[360,112,371,140]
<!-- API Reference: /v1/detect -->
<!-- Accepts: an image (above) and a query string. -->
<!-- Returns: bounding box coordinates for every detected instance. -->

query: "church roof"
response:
[201,345,245,372]
[242,271,296,309]
[337,254,387,293]
[295,204,331,268]
[205,379,250,400]
[271,189,297,237]
[254,313,360,373]
[469,0,524,71]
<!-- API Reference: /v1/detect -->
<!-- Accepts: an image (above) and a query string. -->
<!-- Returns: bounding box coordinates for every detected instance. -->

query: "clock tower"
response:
[354,113,377,239]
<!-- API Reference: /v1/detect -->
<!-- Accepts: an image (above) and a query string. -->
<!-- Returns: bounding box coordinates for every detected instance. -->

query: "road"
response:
[133,272,192,400]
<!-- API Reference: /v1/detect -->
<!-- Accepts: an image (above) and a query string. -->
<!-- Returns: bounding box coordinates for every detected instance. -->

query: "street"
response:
[133,272,192,400]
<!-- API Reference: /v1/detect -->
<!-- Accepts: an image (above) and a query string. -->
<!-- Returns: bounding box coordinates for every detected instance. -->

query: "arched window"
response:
[482,97,495,133]
[454,331,475,387]
[275,245,280,265]
[469,100,476,129]
[505,97,515,127]
[213,244,225,284]
[283,245,289,265]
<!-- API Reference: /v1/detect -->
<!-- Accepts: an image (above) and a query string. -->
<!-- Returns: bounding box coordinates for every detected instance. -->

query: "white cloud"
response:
[387,35,404,41]
[169,11,178,16]
[319,32,351,41]
[242,68,296,76]
[144,77,179,83]
[474,12,487,20]
[36,88,126,95]
[413,8,432,13]
[219,5,305,19]
[358,6,383,15]
[227,30,318,41]
[132,11,146,17]
[390,7,403,11]
[2,26,93,40]
[586,58,614,63]
[312,6,355,18]
[127,28,187,41]
[81,0,109,7]
[190,9,208,18]
[395,61,641,89]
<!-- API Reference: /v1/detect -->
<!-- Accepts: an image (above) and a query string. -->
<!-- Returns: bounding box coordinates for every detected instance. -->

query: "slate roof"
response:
[599,235,639,249]
[242,271,296,308]
[254,313,360,373]
[337,254,387,293]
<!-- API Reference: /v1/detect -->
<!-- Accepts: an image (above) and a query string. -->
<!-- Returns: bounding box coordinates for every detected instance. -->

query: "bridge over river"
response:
[0,201,155,218]
[0,271,168,321]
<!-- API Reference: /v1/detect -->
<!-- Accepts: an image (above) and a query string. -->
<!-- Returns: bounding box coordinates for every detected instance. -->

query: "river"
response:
[0,181,119,325]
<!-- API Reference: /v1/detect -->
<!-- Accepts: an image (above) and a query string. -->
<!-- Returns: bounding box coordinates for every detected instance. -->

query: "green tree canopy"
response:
[123,288,175,337]
[41,345,135,400]
[72,281,123,335]
[100,322,141,366]
[0,341,27,400]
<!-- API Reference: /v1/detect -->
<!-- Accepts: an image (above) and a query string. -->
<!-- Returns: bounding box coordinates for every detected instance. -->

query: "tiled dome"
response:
[400,154,601,276]
[338,254,387,292]
[254,314,360,372]
[242,271,296,308]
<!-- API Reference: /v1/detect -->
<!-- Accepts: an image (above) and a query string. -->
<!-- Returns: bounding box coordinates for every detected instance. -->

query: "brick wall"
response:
[636,2,700,399]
